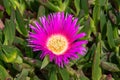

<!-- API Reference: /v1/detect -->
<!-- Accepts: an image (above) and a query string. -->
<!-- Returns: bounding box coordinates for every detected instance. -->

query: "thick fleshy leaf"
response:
[15,69,29,80]
[23,57,42,68]
[32,76,40,80]
[0,46,17,63]
[3,0,11,15]
[80,19,91,39]
[93,0,101,25]
[41,55,50,69]
[101,61,120,72]
[15,8,28,36]
[74,0,80,16]
[3,9,15,45]
[84,43,96,61]
[0,65,12,80]
[107,20,115,48]
[13,63,32,72]
[39,0,60,12]
[92,42,102,80]
[79,76,89,80]
[81,0,89,15]
[37,6,45,18]
[100,10,107,39]
[14,55,23,64]
[90,17,96,35]
[59,68,69,80]
[114,38,120,46]
[9,0,25,15]
[50,70,57,80]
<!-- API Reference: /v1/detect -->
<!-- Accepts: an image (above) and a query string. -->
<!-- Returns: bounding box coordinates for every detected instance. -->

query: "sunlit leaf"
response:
[92,42,102,80]
[37,6,45,18]
[41,55,50,69]
[0,46,17,63]
[3,0,11,15]
[74,0,80,16]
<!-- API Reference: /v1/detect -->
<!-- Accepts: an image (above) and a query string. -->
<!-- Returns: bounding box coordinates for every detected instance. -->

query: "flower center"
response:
[47,35,68,55]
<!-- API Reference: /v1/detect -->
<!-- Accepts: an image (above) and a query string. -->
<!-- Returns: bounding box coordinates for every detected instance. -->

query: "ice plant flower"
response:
[28,12,87,67]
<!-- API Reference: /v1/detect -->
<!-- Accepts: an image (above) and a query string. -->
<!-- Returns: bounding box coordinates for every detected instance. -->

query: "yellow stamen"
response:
[47,34,68,55]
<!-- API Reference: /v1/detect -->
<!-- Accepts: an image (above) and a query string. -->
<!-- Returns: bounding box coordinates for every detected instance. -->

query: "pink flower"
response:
[28,12,87,67]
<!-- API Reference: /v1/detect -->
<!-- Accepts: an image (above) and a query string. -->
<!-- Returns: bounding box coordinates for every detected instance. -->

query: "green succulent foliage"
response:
[0,0,119,79]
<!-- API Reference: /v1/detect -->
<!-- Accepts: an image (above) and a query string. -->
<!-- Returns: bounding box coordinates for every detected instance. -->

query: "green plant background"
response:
[0,0,120,80]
